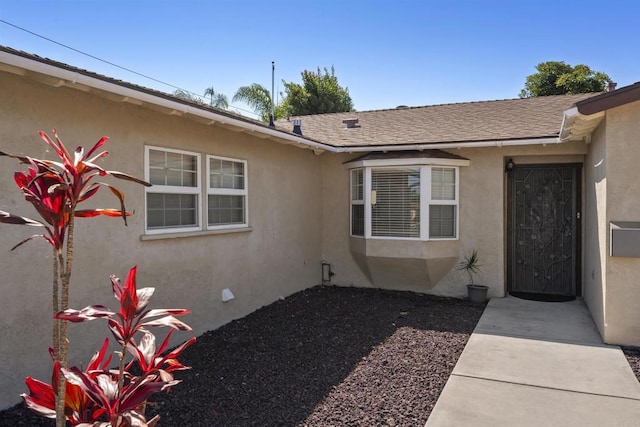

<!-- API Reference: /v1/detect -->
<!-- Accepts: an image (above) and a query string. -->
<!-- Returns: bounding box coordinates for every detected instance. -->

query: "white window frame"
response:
[144,146,201,235]
[427,167,459,240]
[206,155,249,230]
[350,169,365,236]
[347,157,467,241]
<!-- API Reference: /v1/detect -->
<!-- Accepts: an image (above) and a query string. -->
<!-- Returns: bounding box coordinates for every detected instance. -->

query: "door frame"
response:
[505,162,583,297]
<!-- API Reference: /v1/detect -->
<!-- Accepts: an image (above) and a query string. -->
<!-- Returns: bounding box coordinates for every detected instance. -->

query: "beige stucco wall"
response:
[598,100,640,345]
[0,72,323,408]
[321,143,588,299]
[583,121,607,341]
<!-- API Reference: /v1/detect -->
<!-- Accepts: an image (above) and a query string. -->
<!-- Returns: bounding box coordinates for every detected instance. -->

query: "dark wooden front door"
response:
[507,164,581,298]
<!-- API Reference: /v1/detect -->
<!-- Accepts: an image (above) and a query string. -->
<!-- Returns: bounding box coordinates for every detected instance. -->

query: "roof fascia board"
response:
[335,137,561,153]
[0,50,336,153]
[576,84,640,115]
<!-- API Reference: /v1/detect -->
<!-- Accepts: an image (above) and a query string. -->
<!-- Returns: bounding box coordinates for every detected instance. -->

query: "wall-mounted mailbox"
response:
[610,221,640,257]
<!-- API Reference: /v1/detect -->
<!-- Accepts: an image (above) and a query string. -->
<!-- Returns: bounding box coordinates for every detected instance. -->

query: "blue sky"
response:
[1,0,638,118]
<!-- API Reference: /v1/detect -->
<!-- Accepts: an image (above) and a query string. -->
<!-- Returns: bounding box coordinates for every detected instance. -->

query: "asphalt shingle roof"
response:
[276,93,599,147]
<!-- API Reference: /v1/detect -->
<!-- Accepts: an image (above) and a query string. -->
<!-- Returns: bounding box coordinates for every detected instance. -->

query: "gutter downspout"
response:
[559,107,580,142]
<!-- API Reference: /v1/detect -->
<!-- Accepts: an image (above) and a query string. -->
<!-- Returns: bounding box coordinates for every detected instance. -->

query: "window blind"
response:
[371,168,420,238]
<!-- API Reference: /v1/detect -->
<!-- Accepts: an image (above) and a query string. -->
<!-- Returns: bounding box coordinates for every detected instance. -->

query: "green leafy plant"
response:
[0,129,151,426]
[458,250,482,285]
[22,266,196,426]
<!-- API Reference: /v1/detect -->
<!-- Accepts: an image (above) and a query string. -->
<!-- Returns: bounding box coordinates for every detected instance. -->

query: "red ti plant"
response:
[22,266,196,426]
[23,341,112,425]
[0,130,151,426]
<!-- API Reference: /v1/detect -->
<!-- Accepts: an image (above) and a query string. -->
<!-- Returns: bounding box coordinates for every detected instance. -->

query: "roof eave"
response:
[0,49,336,155]
[562,82,640,143]
[559,107,605,143]
[333,137,562,153]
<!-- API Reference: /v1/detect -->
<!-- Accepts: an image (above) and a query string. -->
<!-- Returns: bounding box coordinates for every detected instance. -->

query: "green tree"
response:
[282,66,354,115]
[204,86,229,109]
[520,61,611,98]
[232,83,288,122]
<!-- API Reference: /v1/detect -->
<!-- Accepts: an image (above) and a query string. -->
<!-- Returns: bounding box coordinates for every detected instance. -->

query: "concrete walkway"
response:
[427,296,640,426]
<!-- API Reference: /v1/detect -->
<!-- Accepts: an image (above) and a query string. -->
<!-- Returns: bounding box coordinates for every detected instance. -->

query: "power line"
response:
[0,18,260,118]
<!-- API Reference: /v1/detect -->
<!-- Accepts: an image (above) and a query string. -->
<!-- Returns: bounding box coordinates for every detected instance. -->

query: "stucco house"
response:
[1,44,639,409]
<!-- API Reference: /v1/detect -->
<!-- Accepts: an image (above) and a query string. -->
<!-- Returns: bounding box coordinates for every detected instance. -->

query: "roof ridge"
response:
[283,92,602,120]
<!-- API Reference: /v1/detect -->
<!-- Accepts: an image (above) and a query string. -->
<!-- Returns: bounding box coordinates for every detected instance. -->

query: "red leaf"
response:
[10,234,55,251]
[74,146,84,168]
[143,308,191,319]
[39,130,72,169]
[111,274,124,300]
[84,136,109,161]
[136,330,156,366]
[0,149,29,163]
[107,171,152,187]
[55,305,114,322]
[164,337,196,361]
[87,338,112,372]
[119,376,173,411]
[121,266,139,320]
[22,377,56,418]
[108,318,125,343]
[122,410,156,427]
[154,329,175,358]
[0,210,44,227]
[62,368,112,414]
[75,209,132,218]
[78,184,101,202]
[141,315,192,332]
[85,150,109,165]
[135,287,155,315]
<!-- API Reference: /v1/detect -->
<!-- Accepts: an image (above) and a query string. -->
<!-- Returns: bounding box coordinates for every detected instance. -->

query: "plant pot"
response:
[467,284,489,304]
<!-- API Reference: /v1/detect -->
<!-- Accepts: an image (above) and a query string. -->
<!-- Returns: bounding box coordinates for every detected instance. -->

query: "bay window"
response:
[349,162,460,240]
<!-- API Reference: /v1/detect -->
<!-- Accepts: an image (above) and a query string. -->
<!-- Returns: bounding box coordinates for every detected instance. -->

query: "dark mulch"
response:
[622,346,640,383]
[0,285,486,427]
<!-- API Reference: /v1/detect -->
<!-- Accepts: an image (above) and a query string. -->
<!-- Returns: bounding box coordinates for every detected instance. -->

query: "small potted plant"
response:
[458,250,489,303]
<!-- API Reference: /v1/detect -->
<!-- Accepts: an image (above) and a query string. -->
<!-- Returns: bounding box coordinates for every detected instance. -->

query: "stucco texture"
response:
[0,72,323,409]
[583,120,607,342]
[598,100,640,345]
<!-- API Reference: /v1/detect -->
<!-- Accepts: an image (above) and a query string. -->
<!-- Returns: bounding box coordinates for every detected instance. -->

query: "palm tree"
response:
[204,86,229,109]
[172,89,205,105]
[233,83,277,122]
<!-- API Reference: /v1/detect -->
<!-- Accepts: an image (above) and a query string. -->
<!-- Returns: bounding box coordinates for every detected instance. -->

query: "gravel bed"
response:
[0,285,486,426]
[622,347,640,382]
